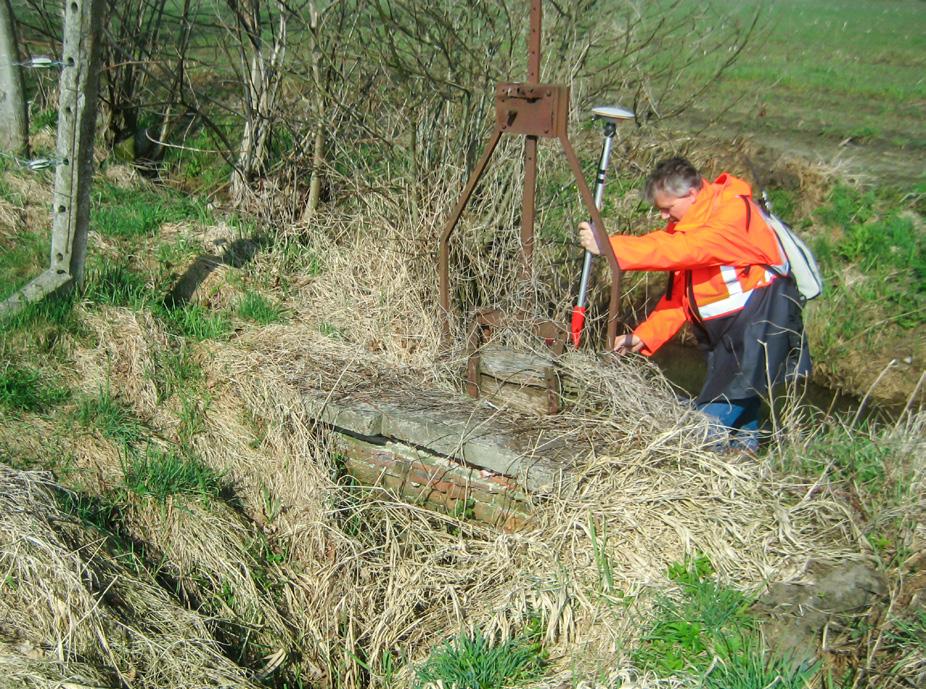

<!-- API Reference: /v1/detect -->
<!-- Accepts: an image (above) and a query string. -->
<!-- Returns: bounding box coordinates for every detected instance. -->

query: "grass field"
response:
[667,0,926,183]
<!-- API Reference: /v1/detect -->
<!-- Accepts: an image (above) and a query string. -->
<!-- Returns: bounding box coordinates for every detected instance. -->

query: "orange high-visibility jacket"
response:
[609,173,786,355]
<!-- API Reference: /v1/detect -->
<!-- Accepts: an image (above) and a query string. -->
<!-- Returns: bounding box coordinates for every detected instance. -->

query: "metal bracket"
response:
[495,82,569,138]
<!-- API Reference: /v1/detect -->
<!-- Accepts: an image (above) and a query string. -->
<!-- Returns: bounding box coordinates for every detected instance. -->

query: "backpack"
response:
[743,196,824,302]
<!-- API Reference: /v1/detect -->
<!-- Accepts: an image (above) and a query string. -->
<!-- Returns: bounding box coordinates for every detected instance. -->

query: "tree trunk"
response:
[301,124,324,222]
[300,1,325,223]
[229,0,288,205]
[0,0,28,155]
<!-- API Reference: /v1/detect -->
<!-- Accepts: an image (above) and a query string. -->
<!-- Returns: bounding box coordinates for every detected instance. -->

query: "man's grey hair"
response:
[644,157,703,202]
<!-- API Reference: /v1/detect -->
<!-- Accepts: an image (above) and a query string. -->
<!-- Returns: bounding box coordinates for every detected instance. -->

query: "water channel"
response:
[649,341,877,420]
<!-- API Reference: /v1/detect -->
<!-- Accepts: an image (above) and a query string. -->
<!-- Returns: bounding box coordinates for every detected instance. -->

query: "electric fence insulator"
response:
[25,158,57,171]
[15,57,65,69]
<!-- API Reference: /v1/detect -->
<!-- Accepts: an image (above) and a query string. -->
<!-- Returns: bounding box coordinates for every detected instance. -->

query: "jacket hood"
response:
[711,172,753,201]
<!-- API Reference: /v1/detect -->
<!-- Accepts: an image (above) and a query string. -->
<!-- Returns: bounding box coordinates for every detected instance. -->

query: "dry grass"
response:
[75,308,168,419]
[0,197,25,242]
[121,495,295,658]
[19,239,909,683]
[216,322,861,686]
[2,126,875,684]
[0,85,915,686]
[0,465,261,688]
[2,275,859,686]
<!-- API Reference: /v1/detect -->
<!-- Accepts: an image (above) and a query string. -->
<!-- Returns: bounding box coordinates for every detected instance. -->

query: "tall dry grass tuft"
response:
[121,495,295,659]
[0,196,25,242]
[0,465,261,688]
[76,308,170,419]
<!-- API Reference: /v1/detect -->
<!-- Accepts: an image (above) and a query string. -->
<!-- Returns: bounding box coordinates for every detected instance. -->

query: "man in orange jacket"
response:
[578,156,810,450]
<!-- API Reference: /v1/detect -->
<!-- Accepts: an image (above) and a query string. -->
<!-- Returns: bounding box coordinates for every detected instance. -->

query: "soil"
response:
[676,109,926,188]
[753,560,889,669]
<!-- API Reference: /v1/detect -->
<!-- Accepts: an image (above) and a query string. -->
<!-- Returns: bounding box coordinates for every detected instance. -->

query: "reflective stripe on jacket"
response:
[609,173,786,355]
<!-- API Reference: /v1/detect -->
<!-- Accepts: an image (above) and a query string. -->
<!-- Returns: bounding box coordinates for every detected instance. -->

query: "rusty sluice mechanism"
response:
[437,0,629,413]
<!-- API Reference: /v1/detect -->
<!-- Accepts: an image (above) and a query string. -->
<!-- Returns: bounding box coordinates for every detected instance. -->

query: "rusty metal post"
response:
[437,0,624,348]
[521,136,537,279]
[559,134,623,349]
[519,0,542,280]
[527,0,541,80]
[439,127,504,332]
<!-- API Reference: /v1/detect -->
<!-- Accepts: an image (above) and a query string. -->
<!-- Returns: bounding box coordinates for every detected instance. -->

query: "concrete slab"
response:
[301,391,383,436]
[293,352,589,494]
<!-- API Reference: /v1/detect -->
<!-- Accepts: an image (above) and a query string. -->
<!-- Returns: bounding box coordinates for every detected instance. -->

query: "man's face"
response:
[652,187,699,222]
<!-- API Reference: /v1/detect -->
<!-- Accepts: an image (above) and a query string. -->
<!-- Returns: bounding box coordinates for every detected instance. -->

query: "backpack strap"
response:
[741,195,789,280]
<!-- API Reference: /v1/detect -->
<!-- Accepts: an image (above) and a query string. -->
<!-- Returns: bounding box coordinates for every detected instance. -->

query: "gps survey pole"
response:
[570,105,635,348]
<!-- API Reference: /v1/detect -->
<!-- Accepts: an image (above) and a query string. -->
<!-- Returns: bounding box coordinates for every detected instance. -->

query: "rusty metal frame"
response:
[438,0,623,349]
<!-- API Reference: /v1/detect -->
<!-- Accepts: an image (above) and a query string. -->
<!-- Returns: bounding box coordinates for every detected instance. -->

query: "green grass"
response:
[633,555,817,686]
[157,303,231,341]
[835,210,923,280]
[804,183,925,394]
[0,291,81,337]
[664,0,926,153]
[59,489,123,535]
[122,445,225,503]
[29,109,58,133]
[74,384,145,446]
[886,608,926,655]
[0,229,49,301]
[415,625,547,689]
[237,290,285,325]
[165,126,236,191]
[634,555,752,675]
[155,233,200,270]
[701,643,818,689]
[0,363,69,413]
[796,422,893,492]
[0,175,26,206]
[148,342,203,403]
[176,390,210,446]
[82,262,151,308]
[92,182,211,238]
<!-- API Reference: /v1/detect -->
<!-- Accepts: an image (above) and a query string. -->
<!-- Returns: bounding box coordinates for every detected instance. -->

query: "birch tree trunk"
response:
[228,0,288,205]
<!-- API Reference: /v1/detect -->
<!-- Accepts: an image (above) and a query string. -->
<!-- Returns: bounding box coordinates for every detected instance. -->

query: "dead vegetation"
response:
[1,2,923,686]
[1,114,923,685]
[1,285,895,686]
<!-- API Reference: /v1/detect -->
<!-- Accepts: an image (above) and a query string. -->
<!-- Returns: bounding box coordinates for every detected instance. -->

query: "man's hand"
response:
[578,221,602,256]
[613,334,644,356]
